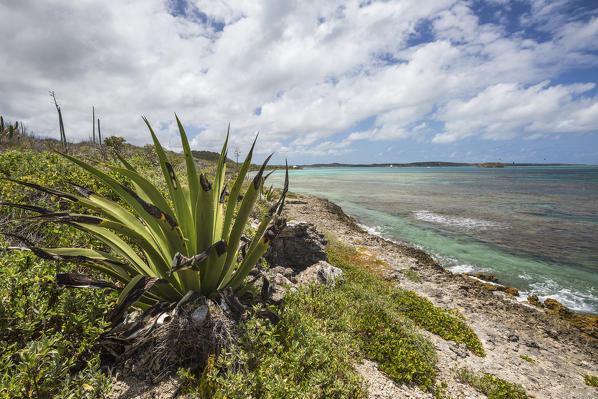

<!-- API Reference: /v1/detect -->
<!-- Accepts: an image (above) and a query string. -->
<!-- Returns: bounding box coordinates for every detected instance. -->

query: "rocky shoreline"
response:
[284,195,598,399]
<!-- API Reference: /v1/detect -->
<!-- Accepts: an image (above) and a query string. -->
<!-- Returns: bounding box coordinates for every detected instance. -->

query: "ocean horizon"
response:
[265,165,598,314]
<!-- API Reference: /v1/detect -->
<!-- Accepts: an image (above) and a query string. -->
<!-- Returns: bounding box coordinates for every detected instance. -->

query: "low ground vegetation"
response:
[455,367,528,399]
[520,355,535,364]
[0,247,115,398]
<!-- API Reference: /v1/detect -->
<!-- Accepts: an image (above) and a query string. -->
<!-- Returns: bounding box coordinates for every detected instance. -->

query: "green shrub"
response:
[391,290,485,356]
[199,304,366,398]
[103,136,126,152]
[520,354,535,364]
[583,374,598,387]
[0,248,114,398]
[456,368,528,399]
[404,269,422,282]
[356,302,437,389]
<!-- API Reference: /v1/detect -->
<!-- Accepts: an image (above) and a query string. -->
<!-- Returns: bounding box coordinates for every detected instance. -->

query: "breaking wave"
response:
[412,210,507,231]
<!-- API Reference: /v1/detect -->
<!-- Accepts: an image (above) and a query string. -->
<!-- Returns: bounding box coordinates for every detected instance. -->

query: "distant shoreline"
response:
[259,162,593,171]
[291,162,590,168]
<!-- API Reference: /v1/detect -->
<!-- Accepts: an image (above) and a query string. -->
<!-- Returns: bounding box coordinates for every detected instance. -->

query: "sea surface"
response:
[265,166,598,314]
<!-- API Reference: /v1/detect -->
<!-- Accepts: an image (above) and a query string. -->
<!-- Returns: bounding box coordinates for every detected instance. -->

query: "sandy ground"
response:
[284,195,598,399]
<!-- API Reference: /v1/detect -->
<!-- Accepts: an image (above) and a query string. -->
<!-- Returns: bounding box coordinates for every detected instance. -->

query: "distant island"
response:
[477,162,505,168]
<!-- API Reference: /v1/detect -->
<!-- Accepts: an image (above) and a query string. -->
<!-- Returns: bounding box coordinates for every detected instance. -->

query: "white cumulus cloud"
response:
[0,0,596,162]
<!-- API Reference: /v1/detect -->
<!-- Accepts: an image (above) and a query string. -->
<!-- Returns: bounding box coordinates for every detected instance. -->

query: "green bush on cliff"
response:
[404,269,422,282]
[456,368,528,399]
[520,354,535,364]
[391,290,485,356]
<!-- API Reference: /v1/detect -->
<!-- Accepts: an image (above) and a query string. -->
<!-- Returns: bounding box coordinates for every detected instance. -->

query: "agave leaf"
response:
[108,276,167,325]
[116,180,187,255]
[1,177,79,202]
[227,216,287,290]
[222,134,257,240]
[41,247,125,265]
[64,228,183,303]
[218,154,272,285]
[213,125,229,202]
[66,182,172,258]
[112,153,154,203]
[56,273,118,289]
[1,231,124,266]
[104,164,173,215]
[41,213,173,279]
[199,240,228,294]
[0,232,133,284]
[170,240,226,276]
[175,115,200,252]
[47,247,138,283]
[0,202,57,215]
[195,173,215,254]
[175,115,200,216]
[246,163,289,255]
[143,117,193,253]
[212,126,229,241]
[72,223,154,276]
[1,199,174,279]
[59,153,187,260]
[276,161,289,216]
[114,151,137,172]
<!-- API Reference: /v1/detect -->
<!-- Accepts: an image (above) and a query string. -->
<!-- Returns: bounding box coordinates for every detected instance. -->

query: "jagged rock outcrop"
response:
[257,222,343,304]
[265,221,327,270]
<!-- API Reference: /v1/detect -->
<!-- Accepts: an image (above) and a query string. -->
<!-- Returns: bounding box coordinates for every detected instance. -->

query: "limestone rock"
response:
[267,265,295,279]
[268,273,296,303]
[265,221,327,270]
[296,260,344,286]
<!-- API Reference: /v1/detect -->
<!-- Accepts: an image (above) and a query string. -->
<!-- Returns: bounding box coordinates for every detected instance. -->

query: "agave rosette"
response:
[1,116,288,314]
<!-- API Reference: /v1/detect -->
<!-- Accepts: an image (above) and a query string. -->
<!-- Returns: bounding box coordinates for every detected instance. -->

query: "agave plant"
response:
[1,116,288,319]
[262,184,276,201]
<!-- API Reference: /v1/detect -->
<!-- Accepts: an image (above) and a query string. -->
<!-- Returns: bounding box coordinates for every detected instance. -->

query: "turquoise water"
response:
[265,166,598,314]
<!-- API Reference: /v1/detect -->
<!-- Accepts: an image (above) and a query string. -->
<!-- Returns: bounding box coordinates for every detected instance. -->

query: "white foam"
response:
[518,273,533,281]
[448,264,476,274]
[412,210,507,231]
[529,279,598,313]
[357,223,412,247]
[357,223,384,237]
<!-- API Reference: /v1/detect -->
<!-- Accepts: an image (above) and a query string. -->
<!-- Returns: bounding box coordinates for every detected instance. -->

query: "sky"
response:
[1,0,598,165]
